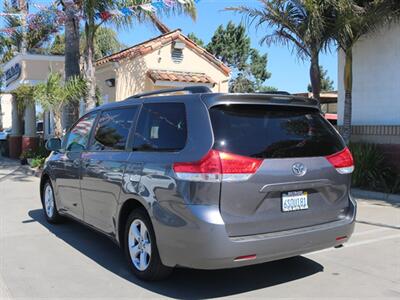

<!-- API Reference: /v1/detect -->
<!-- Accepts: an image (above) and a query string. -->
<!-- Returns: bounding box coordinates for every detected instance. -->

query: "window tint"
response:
[64,112,97,152]
[133,103,187,152]
[210,104,344,159]
[92,107,138,151]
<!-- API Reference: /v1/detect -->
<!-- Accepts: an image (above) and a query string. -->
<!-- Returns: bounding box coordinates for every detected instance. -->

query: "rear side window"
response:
[209,104,344,159]
[92,107,138,151]
[133,103,187,152]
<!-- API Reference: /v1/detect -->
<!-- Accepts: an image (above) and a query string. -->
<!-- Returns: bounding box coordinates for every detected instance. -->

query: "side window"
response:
[91,107,138,151]
[64,112,97,152]
[133,103,187,152]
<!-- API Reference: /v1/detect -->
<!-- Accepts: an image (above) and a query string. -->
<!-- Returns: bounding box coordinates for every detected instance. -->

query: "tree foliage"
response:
[206,22,272,92]
[227,0,334,100]
[308,65,334,92]
[187,33,205,47]
[34,73,87,137]
[65,0,197,110]
[50,27,125,60]
[0,0,60,62]
[12,85,35,115]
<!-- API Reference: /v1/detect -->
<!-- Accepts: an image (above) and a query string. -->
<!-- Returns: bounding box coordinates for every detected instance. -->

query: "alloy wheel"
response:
[128,219,152,271]
[44,184,55,218]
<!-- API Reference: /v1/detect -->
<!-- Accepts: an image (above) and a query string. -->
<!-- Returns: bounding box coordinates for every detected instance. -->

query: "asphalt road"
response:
[0,162,399,299]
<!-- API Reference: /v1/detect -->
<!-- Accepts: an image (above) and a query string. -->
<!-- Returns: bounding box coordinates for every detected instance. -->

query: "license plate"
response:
[282,191,308,212]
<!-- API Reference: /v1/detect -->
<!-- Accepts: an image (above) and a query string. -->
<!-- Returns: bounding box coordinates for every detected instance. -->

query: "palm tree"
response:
[0,0,60,56]
[34,73,87,137]
[227,0,333,101]
[62,0,197,110]
[60,0,82,130]
[332,0,399,144]
[0,0,61,133]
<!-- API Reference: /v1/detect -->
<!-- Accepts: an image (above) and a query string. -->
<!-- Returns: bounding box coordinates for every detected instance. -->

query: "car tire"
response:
[124,208,173,281]
[41,181,63,224]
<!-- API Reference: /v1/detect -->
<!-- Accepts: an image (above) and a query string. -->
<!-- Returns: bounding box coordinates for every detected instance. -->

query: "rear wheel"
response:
[124,208,172,281]
[41,181,62,223]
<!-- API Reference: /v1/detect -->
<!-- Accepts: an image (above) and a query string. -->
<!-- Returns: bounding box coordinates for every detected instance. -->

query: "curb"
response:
[351,188,400,204]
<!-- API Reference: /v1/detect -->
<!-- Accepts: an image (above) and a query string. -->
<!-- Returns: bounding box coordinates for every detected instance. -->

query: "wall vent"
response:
[172,49,183,63]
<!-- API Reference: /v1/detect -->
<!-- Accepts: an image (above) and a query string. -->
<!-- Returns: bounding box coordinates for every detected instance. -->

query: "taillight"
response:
[173,150,262,182]
[326,147,354,174]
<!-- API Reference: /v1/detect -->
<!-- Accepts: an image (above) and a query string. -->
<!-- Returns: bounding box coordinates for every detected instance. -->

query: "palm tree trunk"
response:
[342,48,353,145]
[309,52,321,101]
[83,23,97,110]
[53,109,63,138]
[63,0,81,131]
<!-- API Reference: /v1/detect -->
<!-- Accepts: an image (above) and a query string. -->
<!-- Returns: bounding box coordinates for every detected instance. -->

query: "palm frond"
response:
[227,0,334,60]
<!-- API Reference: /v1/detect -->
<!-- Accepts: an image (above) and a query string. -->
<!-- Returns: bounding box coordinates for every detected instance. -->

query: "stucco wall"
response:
[115,55,148,101]
[106,41,229,102]
[22,59,64,82]
[143,43,229,93]
[95,64,117,103]
[0,94,12,129]
[338,24,400,126]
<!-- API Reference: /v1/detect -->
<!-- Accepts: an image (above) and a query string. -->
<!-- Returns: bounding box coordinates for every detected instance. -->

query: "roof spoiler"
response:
[131,86,212,99]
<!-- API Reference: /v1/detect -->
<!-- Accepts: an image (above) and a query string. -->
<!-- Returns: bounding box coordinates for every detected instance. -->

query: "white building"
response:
[337,23,400,165]
[338,23,400,127]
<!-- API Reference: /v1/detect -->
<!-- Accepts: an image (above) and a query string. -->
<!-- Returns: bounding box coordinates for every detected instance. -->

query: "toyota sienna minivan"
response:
[41,86,356,280]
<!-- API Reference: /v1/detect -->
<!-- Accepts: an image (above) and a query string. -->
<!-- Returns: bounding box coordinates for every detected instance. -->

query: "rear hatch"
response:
[209,104,353,237]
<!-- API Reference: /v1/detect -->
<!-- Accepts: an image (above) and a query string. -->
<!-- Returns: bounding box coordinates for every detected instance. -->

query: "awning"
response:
[147,70,216,86]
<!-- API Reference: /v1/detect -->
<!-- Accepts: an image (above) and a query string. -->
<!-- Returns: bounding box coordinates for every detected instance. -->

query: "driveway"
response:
[0,161,399,299]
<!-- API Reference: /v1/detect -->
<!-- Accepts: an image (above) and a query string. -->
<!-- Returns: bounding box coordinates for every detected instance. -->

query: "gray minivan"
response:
[41,87,356,280]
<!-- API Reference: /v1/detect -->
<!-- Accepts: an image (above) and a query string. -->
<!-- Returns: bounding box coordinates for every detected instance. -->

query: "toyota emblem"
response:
[292,163,307,176]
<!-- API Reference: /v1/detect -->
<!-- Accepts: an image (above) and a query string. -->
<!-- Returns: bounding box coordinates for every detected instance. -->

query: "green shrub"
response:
[349,143,399,194]
[30,157,46,169]
[21,145,49,160]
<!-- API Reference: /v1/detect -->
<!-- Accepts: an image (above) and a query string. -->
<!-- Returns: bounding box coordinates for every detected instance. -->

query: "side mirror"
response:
[45,138,62,152]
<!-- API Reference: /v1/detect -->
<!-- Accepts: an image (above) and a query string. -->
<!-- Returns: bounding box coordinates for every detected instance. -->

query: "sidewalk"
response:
[0,156,20,180]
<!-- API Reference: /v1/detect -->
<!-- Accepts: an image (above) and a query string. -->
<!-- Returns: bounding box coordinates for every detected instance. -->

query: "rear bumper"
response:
[153,196,356,270]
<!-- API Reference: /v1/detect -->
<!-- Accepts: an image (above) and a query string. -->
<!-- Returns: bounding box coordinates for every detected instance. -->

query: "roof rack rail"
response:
[256,91,291,95]
[131,86,212,99]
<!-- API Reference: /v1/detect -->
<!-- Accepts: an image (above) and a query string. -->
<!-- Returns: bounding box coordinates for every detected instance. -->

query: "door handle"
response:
[82,159,93,168]
[73,159,81,167]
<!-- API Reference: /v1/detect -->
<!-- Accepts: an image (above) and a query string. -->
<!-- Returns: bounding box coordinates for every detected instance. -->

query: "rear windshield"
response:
[209,104,344,159]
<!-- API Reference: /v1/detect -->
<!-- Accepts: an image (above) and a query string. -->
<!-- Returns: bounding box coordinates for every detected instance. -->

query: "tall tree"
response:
[332,0,399,143]
[0,0,60,131]
[308,65,334,92]
[206,22,272,92]
[63,0,196,111]
[61,0,82,130]
[227,0,333,100]
[82,27,126,60]
[0,0,59,59]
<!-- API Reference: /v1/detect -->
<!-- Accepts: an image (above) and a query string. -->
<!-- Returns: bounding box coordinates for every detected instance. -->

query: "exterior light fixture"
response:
[105,78,115,88]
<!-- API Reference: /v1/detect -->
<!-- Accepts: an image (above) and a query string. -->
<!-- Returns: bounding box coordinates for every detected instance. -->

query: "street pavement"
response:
[0,159,399,299]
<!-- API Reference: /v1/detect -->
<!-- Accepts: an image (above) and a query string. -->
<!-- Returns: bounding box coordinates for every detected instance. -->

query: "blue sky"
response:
[1,0,338,93]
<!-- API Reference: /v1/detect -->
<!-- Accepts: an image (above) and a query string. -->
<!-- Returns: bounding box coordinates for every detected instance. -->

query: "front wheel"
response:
[41,181,63,223]
[124,208,172,281]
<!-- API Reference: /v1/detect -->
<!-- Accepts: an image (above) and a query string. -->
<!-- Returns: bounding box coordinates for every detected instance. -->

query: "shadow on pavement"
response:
[0,167,36,183]
[28,208,323,298]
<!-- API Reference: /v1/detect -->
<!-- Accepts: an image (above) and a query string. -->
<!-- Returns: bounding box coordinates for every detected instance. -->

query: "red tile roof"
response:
[148,70,216,85]
[95,30,230,76]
